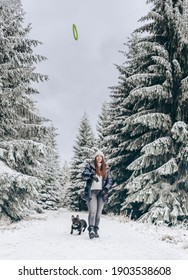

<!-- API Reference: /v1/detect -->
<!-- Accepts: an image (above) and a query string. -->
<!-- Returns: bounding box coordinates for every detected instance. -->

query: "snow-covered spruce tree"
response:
[0,1,59,220]
[108,0,188,225]
[96,101,121,212]
[68,113,96,211]
[59,161,71,208]
[103,33,145,214]
[37,125,62,211]
[96,101,111,154]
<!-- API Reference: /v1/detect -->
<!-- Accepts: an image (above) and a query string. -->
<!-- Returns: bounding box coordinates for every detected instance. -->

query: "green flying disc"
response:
[72,24,78,40]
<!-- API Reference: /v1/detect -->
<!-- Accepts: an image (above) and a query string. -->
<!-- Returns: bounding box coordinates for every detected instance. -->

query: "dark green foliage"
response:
[104,0,188,225]
[0,1,60,220]
[68,113,96,211]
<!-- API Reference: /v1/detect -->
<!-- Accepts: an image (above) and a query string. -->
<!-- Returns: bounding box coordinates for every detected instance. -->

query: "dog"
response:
[70,215,87,235]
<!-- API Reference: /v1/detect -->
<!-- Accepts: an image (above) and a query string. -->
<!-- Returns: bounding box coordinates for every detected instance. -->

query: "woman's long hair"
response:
[95,157,107,178]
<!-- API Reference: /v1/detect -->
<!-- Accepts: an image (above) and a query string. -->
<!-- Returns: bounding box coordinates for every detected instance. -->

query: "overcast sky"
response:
[21,0,151,165]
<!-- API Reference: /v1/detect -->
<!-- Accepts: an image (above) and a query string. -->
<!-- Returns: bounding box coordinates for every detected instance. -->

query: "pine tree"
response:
[106,0,188,225]
[96,101,111,154]
[103,33,144,214]
[37,124,62,211]
[60,161,71,208]
[68,113,96,211]
[0,0,60,220]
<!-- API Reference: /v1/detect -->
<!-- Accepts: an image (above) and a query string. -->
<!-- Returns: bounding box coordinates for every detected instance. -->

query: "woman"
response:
[82,150,114,239]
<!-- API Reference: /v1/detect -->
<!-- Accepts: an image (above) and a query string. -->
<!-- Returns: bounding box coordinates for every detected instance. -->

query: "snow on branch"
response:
[139,184,186,225]
[0,140,53,175]
[179,76,188,104]
[171,121,188,143]
[126,73,160,87]
[141,136,172,156]
[151,56,172,71]
[136,41,169,61]
[177,145,188,163]
[124,85,171,106]
[126,131,155,151]
[125,171,155,193]
[172,59,182,77]
[139,11,163,23]
[127,153,159,171]
[156,158,178,176]
[131,113,172,131]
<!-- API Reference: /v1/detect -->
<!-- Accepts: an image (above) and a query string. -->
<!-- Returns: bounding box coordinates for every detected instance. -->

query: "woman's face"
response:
[95,155,103,163]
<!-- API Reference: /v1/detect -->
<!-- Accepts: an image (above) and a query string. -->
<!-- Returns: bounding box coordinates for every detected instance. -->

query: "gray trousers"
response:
[87,190,105,227]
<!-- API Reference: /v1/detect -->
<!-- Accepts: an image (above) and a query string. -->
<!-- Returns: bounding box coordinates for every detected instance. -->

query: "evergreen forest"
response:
[1,0,188,226]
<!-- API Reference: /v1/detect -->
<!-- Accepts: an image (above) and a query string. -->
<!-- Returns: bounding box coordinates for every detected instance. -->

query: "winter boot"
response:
[94,226,99,238]
[88,225,95,239]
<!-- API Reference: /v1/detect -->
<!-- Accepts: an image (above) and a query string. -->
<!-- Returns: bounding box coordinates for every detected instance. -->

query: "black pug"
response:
[70,215,87,235]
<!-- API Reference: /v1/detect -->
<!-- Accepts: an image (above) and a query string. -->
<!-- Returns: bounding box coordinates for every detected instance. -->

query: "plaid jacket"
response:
[82,161,114,203]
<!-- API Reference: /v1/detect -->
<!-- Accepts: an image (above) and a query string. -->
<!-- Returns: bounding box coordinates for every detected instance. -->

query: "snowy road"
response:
[0,208,187,260]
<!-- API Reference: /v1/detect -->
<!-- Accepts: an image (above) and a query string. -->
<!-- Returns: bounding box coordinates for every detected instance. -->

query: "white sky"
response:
[21,0,151,164]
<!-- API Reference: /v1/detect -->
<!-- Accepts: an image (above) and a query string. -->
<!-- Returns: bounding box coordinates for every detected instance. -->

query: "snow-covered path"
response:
[0,208,187,260]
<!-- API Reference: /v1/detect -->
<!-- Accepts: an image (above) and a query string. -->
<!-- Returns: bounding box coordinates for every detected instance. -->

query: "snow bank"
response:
[0,208,188,260]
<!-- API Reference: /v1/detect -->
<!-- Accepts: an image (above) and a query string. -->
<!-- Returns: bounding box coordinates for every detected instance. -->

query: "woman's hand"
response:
[92,175,99,182]
[98,187,108,197]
